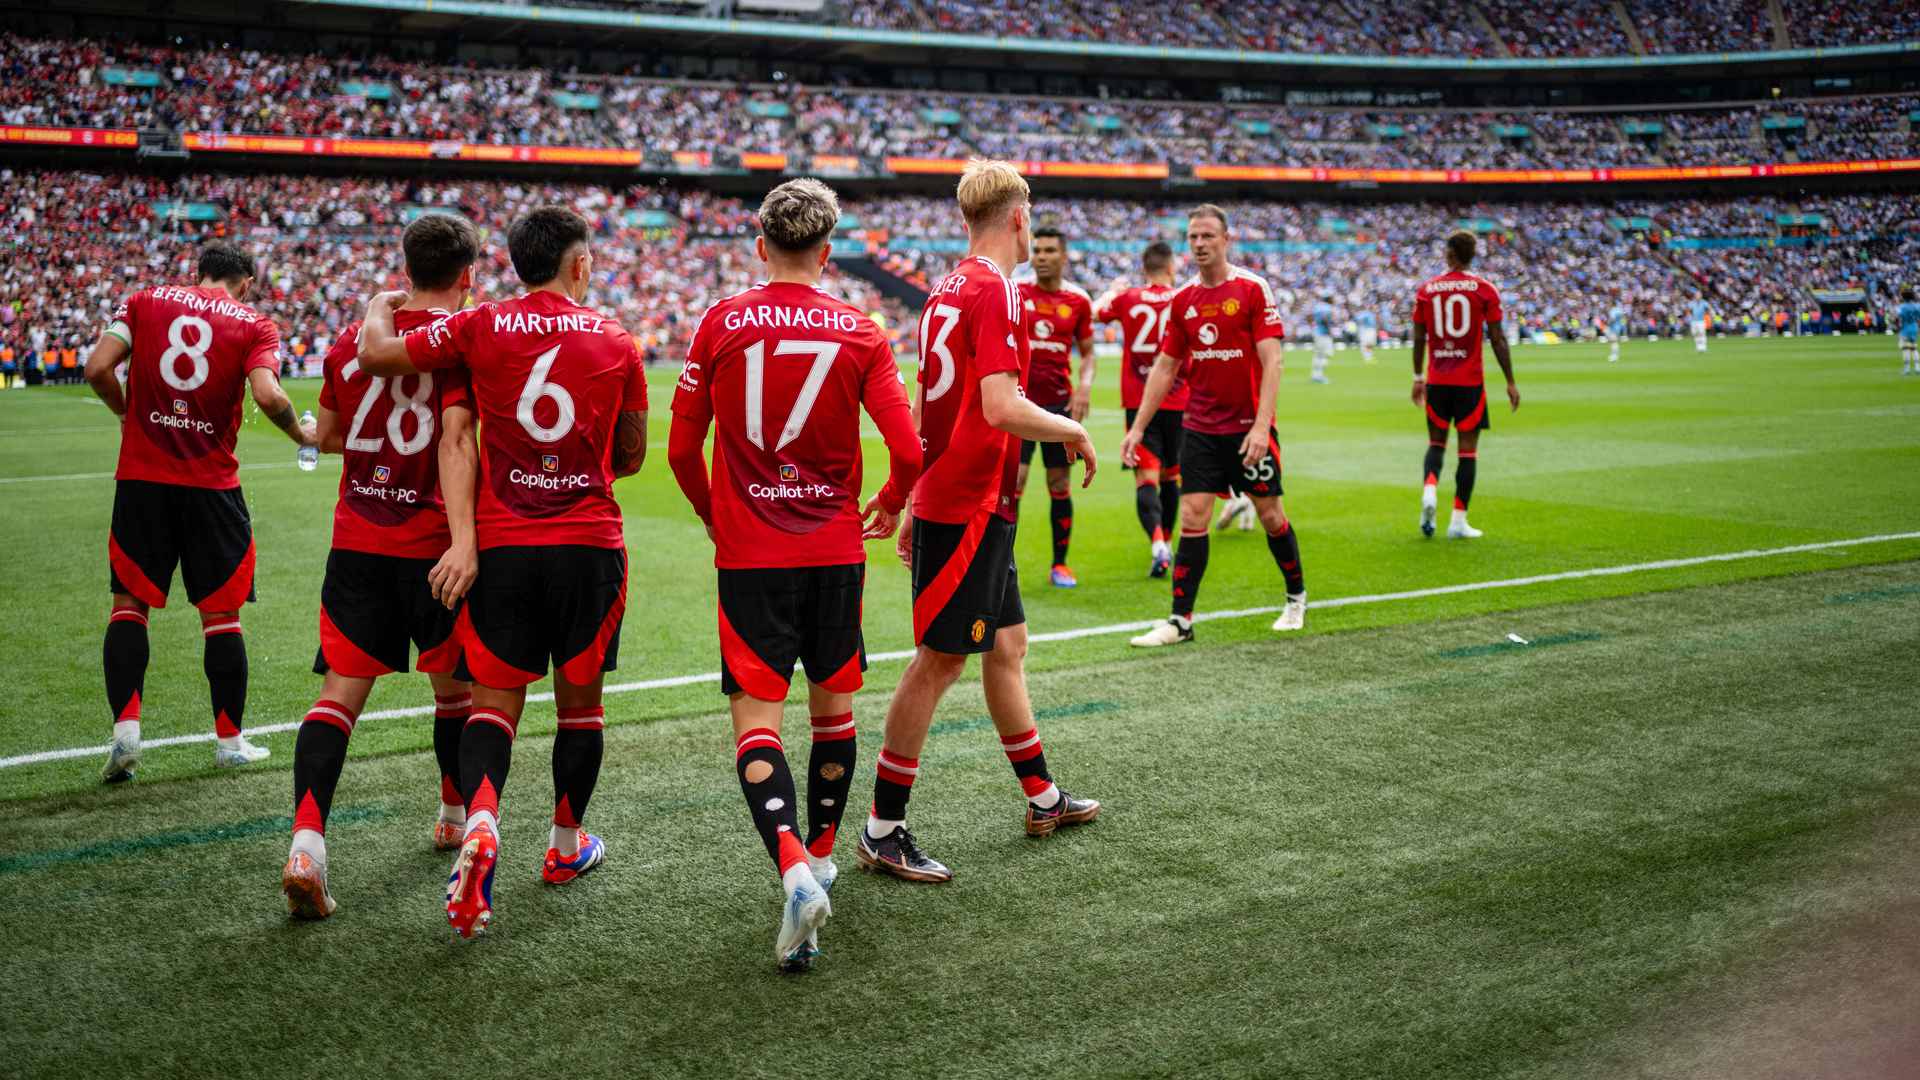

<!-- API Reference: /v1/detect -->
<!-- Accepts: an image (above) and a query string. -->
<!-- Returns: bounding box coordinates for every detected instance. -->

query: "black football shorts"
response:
[313,549,460,677]
[1180,427,1284,499]
[716,563,866,701]
[1425,383,1490,432]
[456,545,625,690]
[910,513,1024,655]
[108,479,255,612]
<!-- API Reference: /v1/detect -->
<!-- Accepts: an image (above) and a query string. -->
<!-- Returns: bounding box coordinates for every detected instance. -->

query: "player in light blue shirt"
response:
[1898,287,1920,375]
[1607,303,1627,363]
[1356,308,1378,364]
[1310,293,1335,384]
[1687,297,1712,353]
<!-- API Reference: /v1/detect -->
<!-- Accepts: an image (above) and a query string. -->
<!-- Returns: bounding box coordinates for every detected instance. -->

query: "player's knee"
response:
[111,594,149,617]
[911,648,967,687]
[1046,471,1070,496]
[986,625,1029,666]
[199,609,240,630]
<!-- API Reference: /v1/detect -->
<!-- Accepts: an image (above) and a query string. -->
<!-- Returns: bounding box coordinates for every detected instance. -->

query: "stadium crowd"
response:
[4,167,1914,383]
[7,37,1914,171]
[555,0,1920,56]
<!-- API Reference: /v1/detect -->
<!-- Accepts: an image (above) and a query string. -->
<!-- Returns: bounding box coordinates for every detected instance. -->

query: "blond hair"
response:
[956,158,1030,231]
[758,178,841,253]
[1189,203,1230,230]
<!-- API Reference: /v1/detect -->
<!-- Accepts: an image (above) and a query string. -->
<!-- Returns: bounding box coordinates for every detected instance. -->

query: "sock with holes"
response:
[806,712,856,858]
[551,707,605,855]
[103,608,148,740]
[203,621,247,741]
[735,727,803,879]
[1456,452,1478,512]
[461,708,516,838]
[1000,727,1060,808]
[1172,530,1209,618]
[1267,520,1305,596]
[1423,441,1445,489]
[867,748,919,839]
[1049,491,1073,567]
[291,699,358,854]
[1159,476,1181,544]
[434,690,471,822]
[1134,480,1161,541]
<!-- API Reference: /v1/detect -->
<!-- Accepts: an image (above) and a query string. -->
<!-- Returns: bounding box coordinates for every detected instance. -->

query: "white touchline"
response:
[3,529,1916,772]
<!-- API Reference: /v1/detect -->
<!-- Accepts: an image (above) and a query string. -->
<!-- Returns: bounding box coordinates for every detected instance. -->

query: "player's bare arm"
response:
[82,331,131,416]
[315,407,344,454]
[1240,337,1284,468]
[355,290,418,375]
[248,367,317,446]
[1120,350,1179,465]
[429,402,479,608]
[1489,324,1519,411]
[1069,332,1097,422]
[980,371,1097,487]
[612,409,648,478]
[1410,324,1429,408]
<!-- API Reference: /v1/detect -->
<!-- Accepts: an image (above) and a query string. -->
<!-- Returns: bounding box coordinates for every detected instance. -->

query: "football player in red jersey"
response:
[83,242,318,783]
[1093,240,1184,578]
[1014,226,1096,588]
[281,213,484,920]
[861,160,1103,885]
[1123,205,1306,647]
[357,206,650,938]
[1411,230,1519,540]
[668,179,924,970]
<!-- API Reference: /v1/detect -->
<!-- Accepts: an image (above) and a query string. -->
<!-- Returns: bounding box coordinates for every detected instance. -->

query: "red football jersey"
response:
[106,285,281,489]
[1095,283,1188,411]
[914,255,1026,525]
[672,282,912,569]
[405,291,647,551]
[1018,281,1093,409]
[318,309,472,559]
[1158,267,1286,435]
[1412,270,1504,387]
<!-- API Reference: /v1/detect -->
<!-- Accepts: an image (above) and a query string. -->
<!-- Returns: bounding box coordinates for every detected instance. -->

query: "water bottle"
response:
[296,410,319,472]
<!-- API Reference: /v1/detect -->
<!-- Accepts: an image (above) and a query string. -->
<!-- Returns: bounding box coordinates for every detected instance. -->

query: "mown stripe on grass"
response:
[0,805,389,875]
[1824,583,1920,605]
[928,700,1120,737]
[1435,631,1605,660]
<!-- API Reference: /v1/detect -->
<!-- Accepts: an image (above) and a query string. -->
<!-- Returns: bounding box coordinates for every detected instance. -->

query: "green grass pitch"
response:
[0,335,1916,1077]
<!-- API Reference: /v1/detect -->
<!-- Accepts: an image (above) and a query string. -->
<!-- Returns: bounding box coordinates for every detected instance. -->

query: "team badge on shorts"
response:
[971,619,987,643]
[172,399,189,415]
[780,464,799,482]
[541,454,559,472]
[372,465,391,484]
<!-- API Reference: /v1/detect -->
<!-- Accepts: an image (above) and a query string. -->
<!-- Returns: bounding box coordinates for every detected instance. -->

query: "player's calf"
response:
[284,697,359,919]
[100,602,149,783]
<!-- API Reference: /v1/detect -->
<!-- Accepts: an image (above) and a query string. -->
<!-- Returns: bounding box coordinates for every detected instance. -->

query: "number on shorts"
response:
[159,315,212,392]
[918,303,961,403]
[1129,303,1170,355]
[1430,293,1471,339]
[744,339,841,452]
[517,344,576,444]
[342,362,436,456]
[1242,456,1276,485]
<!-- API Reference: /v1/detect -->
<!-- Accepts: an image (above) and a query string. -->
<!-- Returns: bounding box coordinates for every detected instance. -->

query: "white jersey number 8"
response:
[159,315,213,392]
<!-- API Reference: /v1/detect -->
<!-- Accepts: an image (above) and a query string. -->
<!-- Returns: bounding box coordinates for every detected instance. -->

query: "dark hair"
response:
[196,241,255,285]
[1141,240,1174,272]
[1905,287,1917,302]
[403,213,480,291]
[1446,229,1477,267]
[1032,224,1066,245]
[507,206,591,286]
[1189,203,1229,230]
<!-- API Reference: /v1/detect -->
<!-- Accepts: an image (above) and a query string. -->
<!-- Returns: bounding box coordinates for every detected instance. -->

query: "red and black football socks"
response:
[1134,480,1161,541]
[1455,452,1478,512]
[805,712,856,859]
[461,708,516,838]
[1159,474,1181,543]
[433,690,471,822]
[735,727,805,879]
[551,706,605,856]
[292,700,358,850]
[202,621,247,741]
[1423,441,1445,488]
[1172,530,1210,618]
[1000,727,1060,809]
[1267,520,1305,596]
[867,747,919,838]
[1049,491,1073,567]
[103,608,148,736]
